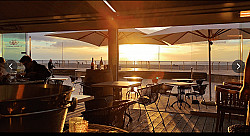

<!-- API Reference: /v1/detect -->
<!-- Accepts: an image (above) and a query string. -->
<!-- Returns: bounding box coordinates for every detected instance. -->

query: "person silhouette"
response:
[48,59,55,77]
[239,51,250,125]
[19,55,51,81]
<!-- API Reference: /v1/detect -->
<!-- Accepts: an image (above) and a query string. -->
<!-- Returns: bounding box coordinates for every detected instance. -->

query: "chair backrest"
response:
[160,84,174,94]
[196,79,204,85]
[199,84,207,95]
[215,85,249,112]
[82,100,135,128]
[149,84,160,103]
[223,81,243,86]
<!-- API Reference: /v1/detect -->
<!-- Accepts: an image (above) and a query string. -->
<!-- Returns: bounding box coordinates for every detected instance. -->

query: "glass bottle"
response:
[100,57,104,70]
[91,57,94,70]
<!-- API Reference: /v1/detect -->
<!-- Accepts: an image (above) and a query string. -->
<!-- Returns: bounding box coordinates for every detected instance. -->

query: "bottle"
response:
[91,57,94,70]
[100,57,104,70]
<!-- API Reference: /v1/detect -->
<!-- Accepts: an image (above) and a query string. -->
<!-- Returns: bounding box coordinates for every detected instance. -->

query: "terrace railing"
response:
[28,60,235,73]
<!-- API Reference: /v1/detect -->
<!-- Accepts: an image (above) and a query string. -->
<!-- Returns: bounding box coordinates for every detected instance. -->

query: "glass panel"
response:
[0,34,2,57]
[2,33,27,61]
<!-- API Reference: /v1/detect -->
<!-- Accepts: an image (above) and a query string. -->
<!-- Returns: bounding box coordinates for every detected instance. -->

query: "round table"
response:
[123,77,143,82]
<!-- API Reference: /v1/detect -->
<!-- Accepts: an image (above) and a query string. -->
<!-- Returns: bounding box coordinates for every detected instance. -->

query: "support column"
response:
[108,28,119,81]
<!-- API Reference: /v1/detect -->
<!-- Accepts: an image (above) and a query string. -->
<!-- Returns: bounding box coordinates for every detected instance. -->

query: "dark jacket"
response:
[24,60,51,81]
[48,61,55,70]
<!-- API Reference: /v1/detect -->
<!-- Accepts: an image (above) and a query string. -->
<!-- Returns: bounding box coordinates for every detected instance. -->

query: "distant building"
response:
[0,33,27,61]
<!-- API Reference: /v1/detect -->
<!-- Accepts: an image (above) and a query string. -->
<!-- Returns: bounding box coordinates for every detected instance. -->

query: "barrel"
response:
[83,69,113,110]
[0,84,74,132]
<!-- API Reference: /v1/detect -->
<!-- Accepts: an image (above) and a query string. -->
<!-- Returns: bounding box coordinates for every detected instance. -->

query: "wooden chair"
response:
[215,85,249,132]
[81,100,136,129]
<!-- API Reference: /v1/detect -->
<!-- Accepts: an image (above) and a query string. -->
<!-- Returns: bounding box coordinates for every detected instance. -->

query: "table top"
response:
[91,81,141,88]
[49,77,68,81]
[165,82,197,86]
[123,77,143,80]
[123,77,143,82]
[9,80,45,85]
[70,94,94,103]
[172,78,195,81]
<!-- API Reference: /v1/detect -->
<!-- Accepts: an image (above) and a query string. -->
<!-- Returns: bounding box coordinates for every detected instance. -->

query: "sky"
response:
[26,27,250,62]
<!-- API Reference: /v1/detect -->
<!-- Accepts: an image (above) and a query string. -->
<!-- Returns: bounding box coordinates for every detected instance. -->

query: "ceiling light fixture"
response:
[103,0,116,13]
[240,10,250,17]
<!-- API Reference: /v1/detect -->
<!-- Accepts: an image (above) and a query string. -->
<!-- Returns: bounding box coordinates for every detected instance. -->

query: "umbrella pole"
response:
[208,40,212,101]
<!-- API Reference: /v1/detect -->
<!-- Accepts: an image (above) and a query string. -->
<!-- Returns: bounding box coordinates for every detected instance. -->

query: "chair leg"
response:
[138,103,142,121]
[165,97,170,111]
[215,111,220,132]
[156,94,162,106]
[219,111,225,132]
[142,104,155,133]
[154,102,165,128]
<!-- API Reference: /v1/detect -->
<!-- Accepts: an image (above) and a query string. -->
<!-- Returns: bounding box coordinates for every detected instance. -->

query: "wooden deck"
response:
[64,77,246,133]
[66,96,245,133]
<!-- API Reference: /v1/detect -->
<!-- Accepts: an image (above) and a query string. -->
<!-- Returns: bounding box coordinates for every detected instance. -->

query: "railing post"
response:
[171,61,172,71]
[196,61,198,70]
[159,61,160,69]
[183,61,184,70]
[212,62,214,71]
[227,62,228,70]
[218,61,220,70]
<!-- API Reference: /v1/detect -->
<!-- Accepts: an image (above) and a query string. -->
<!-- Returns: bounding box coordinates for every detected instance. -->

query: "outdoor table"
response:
[80,76,85,81]
[9,80,45,84]
[123,77,143,82]
[70,94,94,103]
[91,81,141,100]
[165,82,197,109]
[172,78,195,83]
[48,77,68,84]
[123,77,143,99]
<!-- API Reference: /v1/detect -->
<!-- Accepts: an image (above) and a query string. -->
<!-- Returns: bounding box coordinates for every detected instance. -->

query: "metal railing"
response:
[33,60,234,71]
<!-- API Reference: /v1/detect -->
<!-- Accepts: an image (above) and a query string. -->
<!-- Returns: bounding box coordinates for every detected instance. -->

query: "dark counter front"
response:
[83,69,114,110]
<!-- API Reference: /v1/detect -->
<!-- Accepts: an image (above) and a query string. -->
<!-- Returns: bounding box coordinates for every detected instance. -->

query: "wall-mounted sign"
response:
[2,33,27,61]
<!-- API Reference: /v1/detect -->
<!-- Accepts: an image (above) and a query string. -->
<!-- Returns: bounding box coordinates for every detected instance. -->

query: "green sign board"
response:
[2,33,27,61]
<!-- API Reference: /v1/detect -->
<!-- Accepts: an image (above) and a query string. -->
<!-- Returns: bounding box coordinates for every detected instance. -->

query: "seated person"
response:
[19,55,51,81]
[0,57,11,84]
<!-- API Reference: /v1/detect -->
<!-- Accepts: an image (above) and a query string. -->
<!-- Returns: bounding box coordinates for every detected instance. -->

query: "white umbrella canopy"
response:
[45,28,167,46]
[145,23,250,45]
[145,22,250,101]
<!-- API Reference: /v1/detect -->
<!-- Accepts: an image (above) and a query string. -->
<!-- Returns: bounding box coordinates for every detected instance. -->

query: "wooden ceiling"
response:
[1,1,250,33]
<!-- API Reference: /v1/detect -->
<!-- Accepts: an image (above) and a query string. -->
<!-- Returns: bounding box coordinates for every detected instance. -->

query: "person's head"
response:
[0,57,5,64]
[49,59,52,62]
[19,55,32,68]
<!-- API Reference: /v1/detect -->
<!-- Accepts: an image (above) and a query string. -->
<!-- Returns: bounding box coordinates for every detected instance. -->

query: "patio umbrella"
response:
[145,22,250,102]
[45,28,167,46]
